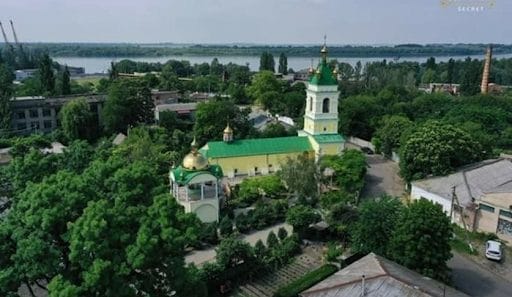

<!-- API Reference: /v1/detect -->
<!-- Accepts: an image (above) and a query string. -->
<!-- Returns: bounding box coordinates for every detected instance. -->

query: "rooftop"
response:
[412,158,512,207]
[202,136,312,159]
[302,253,469,297]
[313,134,345,144]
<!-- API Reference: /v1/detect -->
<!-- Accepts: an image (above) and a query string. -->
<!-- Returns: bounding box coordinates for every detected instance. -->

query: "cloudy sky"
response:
[0,0,510,44]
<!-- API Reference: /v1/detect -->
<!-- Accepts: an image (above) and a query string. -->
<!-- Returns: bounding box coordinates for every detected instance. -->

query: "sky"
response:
[0,0,510,44]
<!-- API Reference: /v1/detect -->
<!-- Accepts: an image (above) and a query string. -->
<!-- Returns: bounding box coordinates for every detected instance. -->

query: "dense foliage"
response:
[17,43,512,58]
[388,199,453,282]
[273,264,338,297]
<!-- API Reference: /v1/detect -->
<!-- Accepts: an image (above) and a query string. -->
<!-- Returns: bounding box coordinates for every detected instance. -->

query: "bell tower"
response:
[302,43,340,135]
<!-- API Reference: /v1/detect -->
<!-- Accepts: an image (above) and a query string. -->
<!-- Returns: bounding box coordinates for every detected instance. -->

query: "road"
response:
[449,252,512,297]
[360,154,405,199]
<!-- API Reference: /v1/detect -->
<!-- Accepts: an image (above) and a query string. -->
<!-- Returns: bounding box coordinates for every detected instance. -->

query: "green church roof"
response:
[202,136,313,158]
[313,134,346,143]
[309,46,337,86]
[171,164,223,186]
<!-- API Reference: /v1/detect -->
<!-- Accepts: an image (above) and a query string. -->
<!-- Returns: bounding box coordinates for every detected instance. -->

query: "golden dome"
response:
[320,45,328,54]
[224,124,233,134]
[182,137,209,170]
[182,150,209,170]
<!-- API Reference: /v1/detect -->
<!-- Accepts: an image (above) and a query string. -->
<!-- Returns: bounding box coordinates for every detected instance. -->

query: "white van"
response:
[485,240,502,261]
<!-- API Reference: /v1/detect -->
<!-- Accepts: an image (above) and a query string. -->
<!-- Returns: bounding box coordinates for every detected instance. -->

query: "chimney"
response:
[481,45,493,94]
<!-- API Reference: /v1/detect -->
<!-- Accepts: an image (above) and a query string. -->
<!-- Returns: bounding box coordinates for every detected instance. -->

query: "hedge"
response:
[273,264,338,297]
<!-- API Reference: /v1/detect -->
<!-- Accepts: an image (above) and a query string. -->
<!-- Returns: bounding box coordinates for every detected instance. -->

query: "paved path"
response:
[185,222,293,266]
[449,252,512,297]
[361,154,405,199]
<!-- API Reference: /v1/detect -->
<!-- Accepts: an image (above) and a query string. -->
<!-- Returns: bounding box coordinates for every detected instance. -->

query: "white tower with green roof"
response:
[299,43,345,159]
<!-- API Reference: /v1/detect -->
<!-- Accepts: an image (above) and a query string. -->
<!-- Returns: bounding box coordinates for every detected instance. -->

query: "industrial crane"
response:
[9,20,23,51]
[0,21,14,52]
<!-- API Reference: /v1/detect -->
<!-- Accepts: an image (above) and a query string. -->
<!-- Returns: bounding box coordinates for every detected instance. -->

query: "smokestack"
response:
[481,45,493,94]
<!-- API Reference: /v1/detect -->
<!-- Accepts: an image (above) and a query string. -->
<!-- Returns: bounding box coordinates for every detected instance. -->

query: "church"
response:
[170,44,345,222]
[200,44,345,177]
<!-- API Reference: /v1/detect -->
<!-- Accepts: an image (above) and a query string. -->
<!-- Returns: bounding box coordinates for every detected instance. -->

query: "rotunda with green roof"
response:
[170,138,223,223]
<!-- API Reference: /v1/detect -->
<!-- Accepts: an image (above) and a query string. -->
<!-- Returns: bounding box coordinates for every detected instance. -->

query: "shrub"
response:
[273,264,338,297]
[200,222,219,245]
[235,213,251,233]
[277,227,288,241]
[267,231,279,249]
[219,216,233,237]
[325,242,343,262]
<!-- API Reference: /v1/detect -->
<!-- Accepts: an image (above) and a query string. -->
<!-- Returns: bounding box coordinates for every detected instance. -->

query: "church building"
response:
[200,44,345,178]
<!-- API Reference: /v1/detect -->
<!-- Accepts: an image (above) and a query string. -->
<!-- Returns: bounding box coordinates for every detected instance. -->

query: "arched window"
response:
[322,98,330,113]
[309,97,313,111]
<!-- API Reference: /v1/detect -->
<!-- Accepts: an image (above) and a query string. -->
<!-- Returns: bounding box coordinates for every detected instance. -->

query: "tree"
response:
[277,227,288,241]
[219,216,233,237]
[278,53,288,74]
[399,121,484,182]
[351,196,404,256]
[259,52,275,72]
[266,231,279,249]
[320,150,367,194]
[373,115,413,157]
[446,58,455,84]
[286,205,320,237]
[254,239,267,259]
[0,63,13,136]
[389,199,452,282]
[102,79,154,134]
[38,53,55,96]
[247,71,282,106]
[61,65,71,95]
[60,98,94,141]
[193,99,252,143]
[278,154,320,201]
[460,57,481,96]
[215,237,257,270]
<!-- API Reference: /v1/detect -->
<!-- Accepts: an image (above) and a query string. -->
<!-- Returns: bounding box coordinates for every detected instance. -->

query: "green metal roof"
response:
[309,58,337,86]
[171,164,223,186]
[313,134,346,143]
[203,136,313,158]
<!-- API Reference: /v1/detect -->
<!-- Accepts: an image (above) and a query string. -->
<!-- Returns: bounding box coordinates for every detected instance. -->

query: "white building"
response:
[411,159,512,242]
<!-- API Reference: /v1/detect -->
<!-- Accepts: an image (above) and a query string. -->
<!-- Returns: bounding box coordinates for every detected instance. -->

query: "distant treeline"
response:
[1,43,512,58]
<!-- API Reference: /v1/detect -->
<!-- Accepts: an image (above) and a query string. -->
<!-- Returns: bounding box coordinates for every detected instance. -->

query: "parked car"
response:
[485,240,502,261]
[361,147,374,154]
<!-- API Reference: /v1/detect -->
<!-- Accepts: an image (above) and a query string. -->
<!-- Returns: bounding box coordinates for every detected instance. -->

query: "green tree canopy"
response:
[259,52,275,72]
[247,71,282,106]
[373,115,414,157]
[399,121,484,182]
[351,196,404,256]
[286,205,320,236]
[38,53,55,96]
[0,62,13,136]
[59,97,94,141]
[278,53,288,75]
[193,99,252,143]
[388,199,452,282]
[278,154,320,201]
[102,79,154,134]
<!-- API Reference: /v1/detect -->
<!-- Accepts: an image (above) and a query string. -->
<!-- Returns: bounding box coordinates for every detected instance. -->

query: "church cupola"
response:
[223,123,233,143]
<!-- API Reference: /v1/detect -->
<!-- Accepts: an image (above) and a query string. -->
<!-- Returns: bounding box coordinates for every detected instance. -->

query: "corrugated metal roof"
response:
[302,253,469,297]
[202,136,313,158]
[412,159,512,207]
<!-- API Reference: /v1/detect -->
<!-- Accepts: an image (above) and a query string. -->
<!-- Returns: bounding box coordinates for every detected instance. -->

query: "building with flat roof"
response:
[10,94,106,135]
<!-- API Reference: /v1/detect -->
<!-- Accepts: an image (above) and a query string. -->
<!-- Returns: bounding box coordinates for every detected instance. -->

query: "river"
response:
[53,53,512,74]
